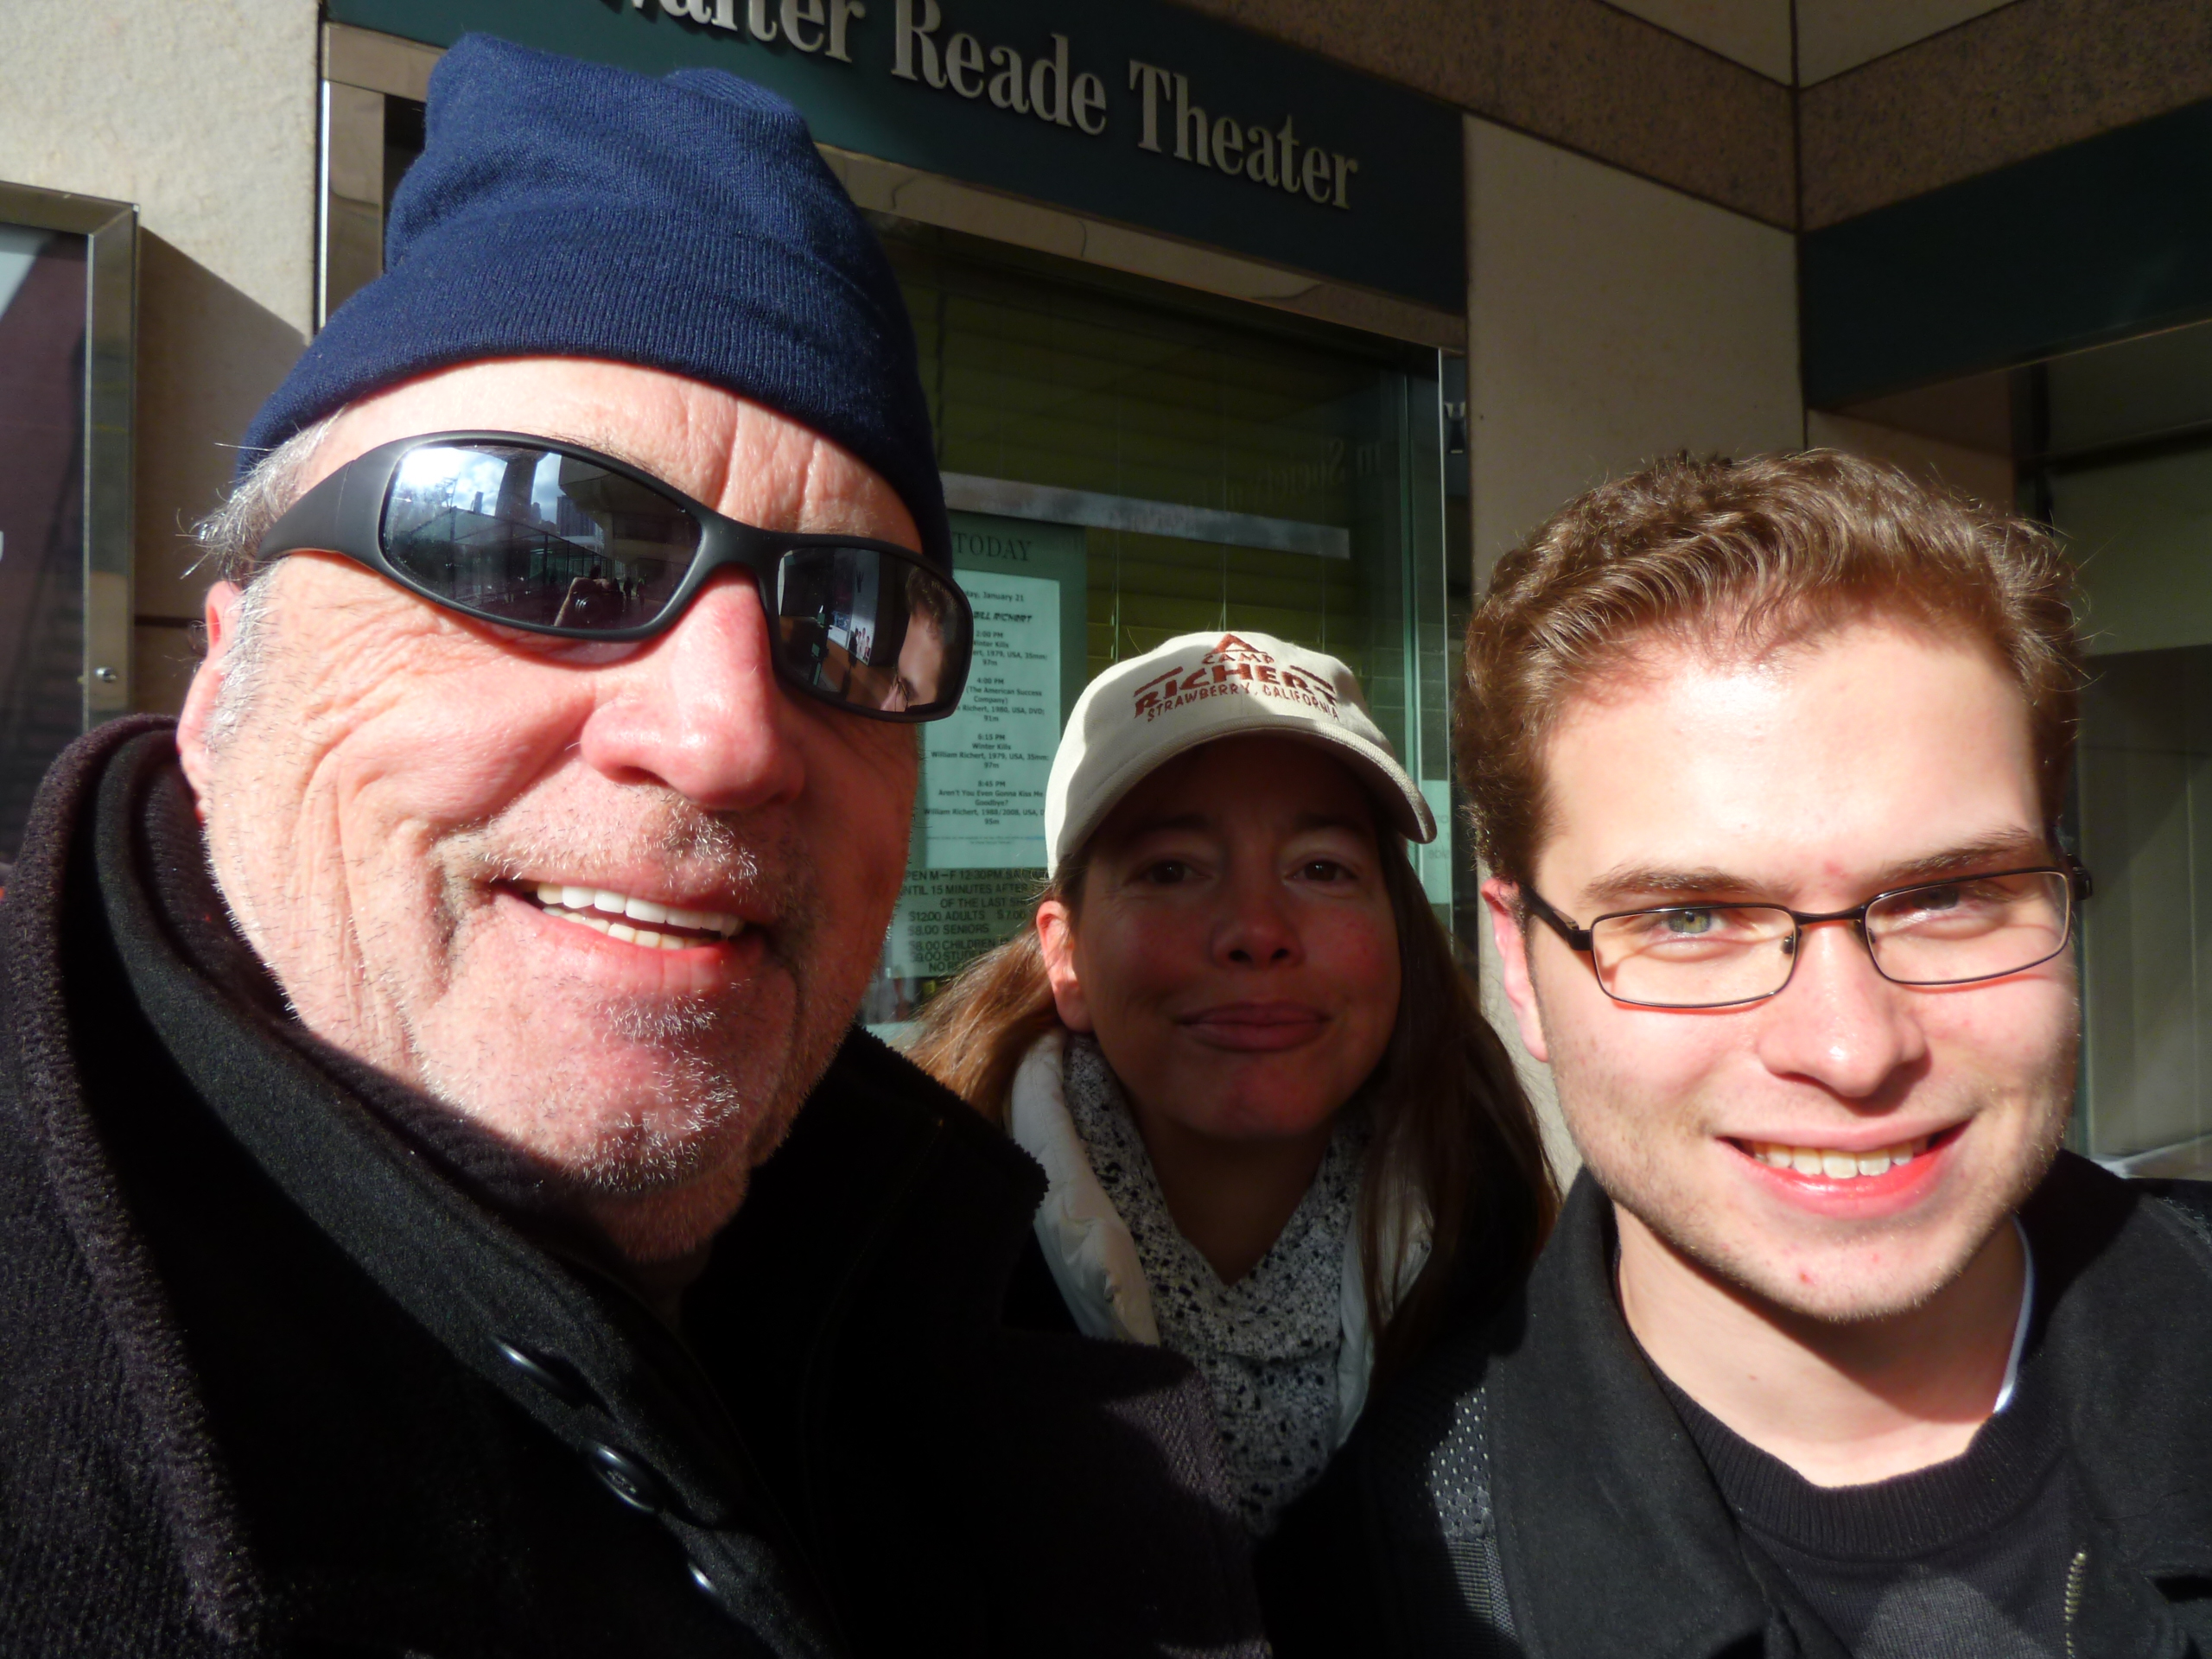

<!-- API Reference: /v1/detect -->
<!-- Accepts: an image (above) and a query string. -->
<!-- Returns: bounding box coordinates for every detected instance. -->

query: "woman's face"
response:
[1038,735,1403,1146]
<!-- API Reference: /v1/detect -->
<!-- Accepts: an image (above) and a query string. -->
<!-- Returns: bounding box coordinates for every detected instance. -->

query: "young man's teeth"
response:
[531,881,743,945]
[1751,1138,1929,1179]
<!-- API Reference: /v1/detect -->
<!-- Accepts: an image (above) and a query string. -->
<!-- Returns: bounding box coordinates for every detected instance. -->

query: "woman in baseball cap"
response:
[910,630,1556,1538]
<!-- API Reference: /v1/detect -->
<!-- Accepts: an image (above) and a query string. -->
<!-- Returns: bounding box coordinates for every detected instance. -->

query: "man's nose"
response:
[1214,868,1302,969]
[575,571,805,812]
[1753,919,1929,1100]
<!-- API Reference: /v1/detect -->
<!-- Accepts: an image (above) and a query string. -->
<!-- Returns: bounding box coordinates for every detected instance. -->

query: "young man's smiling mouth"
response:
[1724,1124,1968,1190]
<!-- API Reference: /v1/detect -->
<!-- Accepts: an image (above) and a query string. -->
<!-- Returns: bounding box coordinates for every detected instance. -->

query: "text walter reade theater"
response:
[630,0,1368,209]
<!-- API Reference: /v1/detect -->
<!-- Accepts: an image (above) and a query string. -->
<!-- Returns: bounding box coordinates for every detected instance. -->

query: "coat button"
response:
[493,1338,592,1407]
[588,1442,667,1513]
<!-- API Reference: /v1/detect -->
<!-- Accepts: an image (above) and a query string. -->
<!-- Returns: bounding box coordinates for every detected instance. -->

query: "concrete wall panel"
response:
[1173,0,1796,227]
[1463,113,1803,1177]
[1802,0,2212,228]
[1605,0,1792,84]
[1466,117,1802,575]
[0,0,319,704]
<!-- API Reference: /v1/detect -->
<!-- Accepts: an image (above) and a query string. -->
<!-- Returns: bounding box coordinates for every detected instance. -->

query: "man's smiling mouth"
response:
[510,881,747,950]
[1741,1136,1929,1180]
[1726,1124,1965,1182]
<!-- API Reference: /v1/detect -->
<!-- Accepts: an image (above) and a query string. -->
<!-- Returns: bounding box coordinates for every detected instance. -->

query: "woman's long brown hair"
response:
[906,836,1559,1390]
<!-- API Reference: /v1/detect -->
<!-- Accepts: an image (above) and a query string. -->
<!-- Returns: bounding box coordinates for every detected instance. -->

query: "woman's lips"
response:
[1178,1003,1330,1052]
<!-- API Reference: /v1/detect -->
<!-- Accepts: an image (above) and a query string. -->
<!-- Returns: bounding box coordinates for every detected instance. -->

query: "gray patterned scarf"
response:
[1061,1035,1365,1535]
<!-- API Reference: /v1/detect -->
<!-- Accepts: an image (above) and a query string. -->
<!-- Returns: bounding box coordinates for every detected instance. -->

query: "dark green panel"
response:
[331,0,1465,311]
[1803,96,2212,408]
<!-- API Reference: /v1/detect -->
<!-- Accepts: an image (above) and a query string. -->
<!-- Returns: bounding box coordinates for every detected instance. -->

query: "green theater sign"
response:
[331,0,1465,314]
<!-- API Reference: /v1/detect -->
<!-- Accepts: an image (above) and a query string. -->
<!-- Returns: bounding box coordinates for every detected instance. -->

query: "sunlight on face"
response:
[178,358,921,1257]
[1503,621,2075,1323]
[1043,735,1402,1148]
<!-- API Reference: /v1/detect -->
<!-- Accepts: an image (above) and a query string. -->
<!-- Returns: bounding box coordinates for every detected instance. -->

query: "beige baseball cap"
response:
[1044,630,1436,875]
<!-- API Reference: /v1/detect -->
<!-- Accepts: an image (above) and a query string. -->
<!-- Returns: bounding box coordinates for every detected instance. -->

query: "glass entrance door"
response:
[862,226,1452,1036]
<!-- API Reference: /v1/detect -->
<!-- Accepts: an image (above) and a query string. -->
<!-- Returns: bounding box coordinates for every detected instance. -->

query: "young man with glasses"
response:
[1262,452,2212,1657]
[0,37,1261,1659]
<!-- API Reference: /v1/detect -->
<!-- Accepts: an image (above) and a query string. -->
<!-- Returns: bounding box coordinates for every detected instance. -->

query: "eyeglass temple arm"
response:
[1516,886,1595,953]
[2063,853,2094,904]
[253,442,387,567]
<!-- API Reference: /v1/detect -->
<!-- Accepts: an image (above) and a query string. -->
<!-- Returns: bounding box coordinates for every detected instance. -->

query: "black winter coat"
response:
[1262,1162,2212,1658]
[0,719,1266,1658]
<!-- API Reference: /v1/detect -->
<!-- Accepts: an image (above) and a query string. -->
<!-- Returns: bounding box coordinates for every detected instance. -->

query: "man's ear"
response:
[1482,874,1551,1065]
[1034,897,1093,1033]
[175,581,246,815]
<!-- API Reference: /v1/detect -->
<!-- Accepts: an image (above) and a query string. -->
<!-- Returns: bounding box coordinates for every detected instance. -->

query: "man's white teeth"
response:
[531,881,743,947]
[1750,1138,1929,1179]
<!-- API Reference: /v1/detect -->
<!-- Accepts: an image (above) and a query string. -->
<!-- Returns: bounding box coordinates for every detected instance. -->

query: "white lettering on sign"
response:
[1128,60,1357,208]
[639,0,865,61]
[619,0,1363,207]
[893,0,1104,138]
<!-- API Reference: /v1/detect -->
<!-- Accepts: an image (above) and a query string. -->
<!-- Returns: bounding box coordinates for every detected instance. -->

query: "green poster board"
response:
[880,510,1085,984]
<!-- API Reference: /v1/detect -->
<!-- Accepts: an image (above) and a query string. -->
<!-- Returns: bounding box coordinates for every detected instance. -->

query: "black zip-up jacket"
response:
[1262,1162,2212,1657]
[0,719,1265,1658]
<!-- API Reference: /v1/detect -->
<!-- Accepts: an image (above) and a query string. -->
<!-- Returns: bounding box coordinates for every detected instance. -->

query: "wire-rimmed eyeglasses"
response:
[1518,863,2093,1011]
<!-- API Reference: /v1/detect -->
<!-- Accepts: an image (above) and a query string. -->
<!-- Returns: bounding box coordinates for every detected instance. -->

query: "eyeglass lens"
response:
[380,442,968,716]
[1590,871,2074,1007]
[385,444,700,630]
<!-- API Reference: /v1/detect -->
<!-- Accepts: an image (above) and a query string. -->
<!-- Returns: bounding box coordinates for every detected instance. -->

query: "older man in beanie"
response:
[0,36,1262,1659]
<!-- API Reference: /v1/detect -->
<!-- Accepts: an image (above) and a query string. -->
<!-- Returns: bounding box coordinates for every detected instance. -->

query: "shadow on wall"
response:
[134,231,307,715]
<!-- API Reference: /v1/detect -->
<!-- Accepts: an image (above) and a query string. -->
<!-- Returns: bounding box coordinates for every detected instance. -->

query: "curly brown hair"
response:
[1458,450,2083,892]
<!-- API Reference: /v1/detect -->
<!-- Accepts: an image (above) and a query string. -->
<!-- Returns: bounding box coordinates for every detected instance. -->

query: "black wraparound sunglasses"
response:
[256,431,974,723]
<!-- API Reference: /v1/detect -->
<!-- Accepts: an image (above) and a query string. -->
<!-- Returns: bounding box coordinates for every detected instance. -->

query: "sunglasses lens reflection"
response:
[774,546,969,716]
[380,442,968,717]
[383,444,698,631]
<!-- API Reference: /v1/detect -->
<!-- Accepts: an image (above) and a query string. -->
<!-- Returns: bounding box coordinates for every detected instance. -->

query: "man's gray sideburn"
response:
[190,416,337,753]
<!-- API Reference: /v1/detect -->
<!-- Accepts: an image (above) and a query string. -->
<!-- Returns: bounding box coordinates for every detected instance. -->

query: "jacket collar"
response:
[1007,1027,1161,1344]
[1485,1174,1782,1659]
[0,717,267,1640]
[22,721,1028,1658]
[1487,1159,2212,1659]
[2020,1155,2212,1580]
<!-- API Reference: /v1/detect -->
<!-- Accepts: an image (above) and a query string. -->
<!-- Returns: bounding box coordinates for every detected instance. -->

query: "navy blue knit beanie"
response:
[239,35,948,567]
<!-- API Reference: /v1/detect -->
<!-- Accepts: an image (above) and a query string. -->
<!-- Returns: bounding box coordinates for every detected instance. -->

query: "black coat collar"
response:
[86,724,849,1653]
[1487,1160,2212,1659]
[1487,1176,1784,1659]
[42,721,1054,1656]
[2022,1157,2212,1581]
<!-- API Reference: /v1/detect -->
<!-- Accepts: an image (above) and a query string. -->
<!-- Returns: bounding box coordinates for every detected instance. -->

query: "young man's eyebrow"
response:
[1872,830,2054,887]
[1576,830,2054,912]
[1580,867,1762,909]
